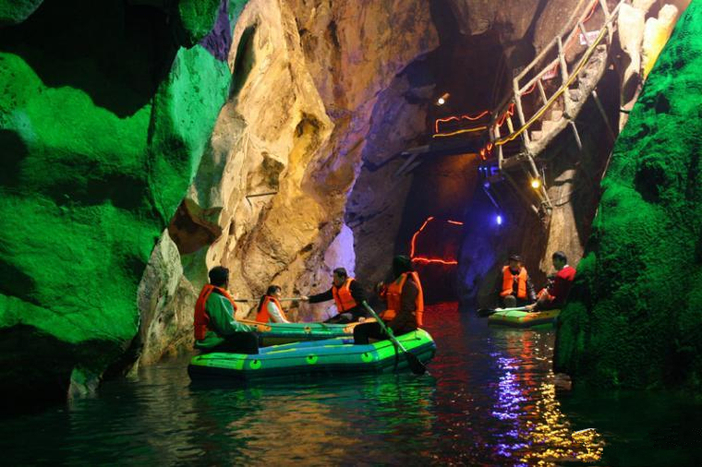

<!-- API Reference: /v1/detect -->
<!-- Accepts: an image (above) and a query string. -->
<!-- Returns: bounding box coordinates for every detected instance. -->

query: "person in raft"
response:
[525,251,576,312]
[496,254,537,308]
[301,267,368,324]
[255,285,291,323]
[353,255,424,345]
[193,266,259,354]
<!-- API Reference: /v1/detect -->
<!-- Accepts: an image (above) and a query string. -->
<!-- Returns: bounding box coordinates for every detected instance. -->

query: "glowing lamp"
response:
[530,179,542,189]
[437,97,445,105]
[496,215,503,226]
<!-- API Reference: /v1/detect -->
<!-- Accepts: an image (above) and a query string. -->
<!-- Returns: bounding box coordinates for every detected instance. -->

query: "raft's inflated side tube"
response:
[487,309,561,328]
[239,319,369,346]
[188,328,436,381]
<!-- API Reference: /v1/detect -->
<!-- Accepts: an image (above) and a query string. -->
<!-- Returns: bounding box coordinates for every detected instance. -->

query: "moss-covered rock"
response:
[554,1,702,389]
[0,0,43,27]
[0,0,241,405]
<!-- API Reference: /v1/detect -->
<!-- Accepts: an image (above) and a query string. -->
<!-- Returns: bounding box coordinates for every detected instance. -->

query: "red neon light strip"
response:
[435,110,490,133]
[410,216,464,265]
[412,257,459,265]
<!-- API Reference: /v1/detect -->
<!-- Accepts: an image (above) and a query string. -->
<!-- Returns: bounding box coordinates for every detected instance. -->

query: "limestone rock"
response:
[0,0,240,405]
[554,1,702,389]
[0,0,43,26]
[642,4,679,78]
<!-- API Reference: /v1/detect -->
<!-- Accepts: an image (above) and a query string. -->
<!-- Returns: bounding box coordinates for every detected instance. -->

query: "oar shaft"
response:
[233,297,303,303]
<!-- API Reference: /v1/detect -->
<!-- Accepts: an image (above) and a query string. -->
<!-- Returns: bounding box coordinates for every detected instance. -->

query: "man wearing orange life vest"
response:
[354,255,423,344]
[255,285,291,323]
[498,254,537,308]
[302,267,367,323]
[193,266,258,354]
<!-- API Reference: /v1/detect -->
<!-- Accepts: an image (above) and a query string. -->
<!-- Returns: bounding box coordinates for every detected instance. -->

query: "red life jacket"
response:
[501,266,528,299]
[381,271,424,326]
[193,284,238,340]
[332,278,358,312]
[255,296,287,323]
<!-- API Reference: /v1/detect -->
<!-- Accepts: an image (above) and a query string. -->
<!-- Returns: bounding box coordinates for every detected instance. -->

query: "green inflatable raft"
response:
[487,308,561,328]
[240,319,367,346]
[188,328,436,381]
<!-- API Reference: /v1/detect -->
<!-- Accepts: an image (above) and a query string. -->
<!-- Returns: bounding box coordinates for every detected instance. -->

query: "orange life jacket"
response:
[193,284,238,340]
[255,296,287,323]
[332,278,358,312]
[501,266,528,299]
[381,271,424,326]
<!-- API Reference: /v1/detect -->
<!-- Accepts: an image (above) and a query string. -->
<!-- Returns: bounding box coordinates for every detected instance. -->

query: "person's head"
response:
[392,255,413,278]
[508,254,522,271]
[552,251,568,270]
[209,266,230,288]
[332,267,348,287]
[266,285,282,298]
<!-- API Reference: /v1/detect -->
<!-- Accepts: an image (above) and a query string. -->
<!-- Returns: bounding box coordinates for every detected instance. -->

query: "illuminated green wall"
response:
[0,0,245,404]
[555,1,702,389]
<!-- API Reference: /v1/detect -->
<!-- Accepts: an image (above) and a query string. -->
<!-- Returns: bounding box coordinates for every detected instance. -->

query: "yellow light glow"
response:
[531,179,542,189]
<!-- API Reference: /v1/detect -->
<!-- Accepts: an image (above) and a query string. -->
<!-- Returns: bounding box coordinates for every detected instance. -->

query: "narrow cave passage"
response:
[347,0,516,304]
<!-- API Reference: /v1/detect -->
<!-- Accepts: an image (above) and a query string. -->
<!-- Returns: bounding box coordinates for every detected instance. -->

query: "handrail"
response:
[489,0,625,149]
[496,1,625,147]
[515,0,592,83]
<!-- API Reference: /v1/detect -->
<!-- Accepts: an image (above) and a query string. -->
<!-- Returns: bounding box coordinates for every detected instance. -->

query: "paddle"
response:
[477,306,527,317]
[360,301,427,375]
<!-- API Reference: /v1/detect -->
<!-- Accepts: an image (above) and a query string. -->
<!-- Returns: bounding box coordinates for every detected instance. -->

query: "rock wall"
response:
[554,1,702,389]
[159,0,439,327]
[0,0,242,405]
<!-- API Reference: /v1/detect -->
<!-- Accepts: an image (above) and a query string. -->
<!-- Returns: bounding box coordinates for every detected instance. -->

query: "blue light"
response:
[496,215,503,225]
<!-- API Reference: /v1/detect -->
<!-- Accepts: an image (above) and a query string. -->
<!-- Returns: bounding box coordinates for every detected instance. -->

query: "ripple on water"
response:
[14,302,702,466]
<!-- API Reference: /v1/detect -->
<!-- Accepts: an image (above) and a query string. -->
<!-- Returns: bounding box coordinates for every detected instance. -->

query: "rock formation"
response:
[0,0,241,405]
[554,1,702,388]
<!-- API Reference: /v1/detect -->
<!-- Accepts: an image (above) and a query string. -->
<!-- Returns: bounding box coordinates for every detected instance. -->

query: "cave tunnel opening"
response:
[386,3,517,304]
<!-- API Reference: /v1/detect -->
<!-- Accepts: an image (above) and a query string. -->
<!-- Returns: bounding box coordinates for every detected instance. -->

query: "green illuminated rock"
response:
[554,2,702,389]
[0,0,43,27]
[0,0,241,405]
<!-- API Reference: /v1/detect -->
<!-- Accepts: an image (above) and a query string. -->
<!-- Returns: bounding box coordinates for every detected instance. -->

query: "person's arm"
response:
[267,300,290,323]
[207,295,255,334]
[308,288,333,304]
[526,276,537,302]
[349,279,366,304]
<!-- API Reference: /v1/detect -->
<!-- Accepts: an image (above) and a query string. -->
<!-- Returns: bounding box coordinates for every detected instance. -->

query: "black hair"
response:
[333,267,348,279]
[392,255,413,278]
[258,285,281,311]
[552,251,568,263]
[208,266,229,287]
[508,254,522,262]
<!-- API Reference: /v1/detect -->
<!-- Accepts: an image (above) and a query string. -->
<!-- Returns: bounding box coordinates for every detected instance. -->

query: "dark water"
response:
[2,303,701,466]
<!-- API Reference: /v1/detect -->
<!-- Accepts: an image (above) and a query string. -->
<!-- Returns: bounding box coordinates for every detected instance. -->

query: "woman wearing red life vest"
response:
[354,255,423,345]
[255,285,291,323]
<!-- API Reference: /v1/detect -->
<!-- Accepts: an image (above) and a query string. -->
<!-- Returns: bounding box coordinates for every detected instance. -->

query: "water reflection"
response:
[2,303,611,466]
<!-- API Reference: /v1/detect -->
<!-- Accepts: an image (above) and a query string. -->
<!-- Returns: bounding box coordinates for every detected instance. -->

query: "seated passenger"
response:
[302,267,368,323]
[354,255,423,345]
[496,254,537,308]
[255,285,291,323]
[525,251,576,312]
[193,266,259,354]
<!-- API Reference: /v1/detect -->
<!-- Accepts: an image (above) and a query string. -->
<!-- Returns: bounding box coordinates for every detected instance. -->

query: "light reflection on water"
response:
[2,303,606,466]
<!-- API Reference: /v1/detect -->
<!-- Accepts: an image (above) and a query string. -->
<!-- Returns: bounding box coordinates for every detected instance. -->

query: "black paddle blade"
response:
[405,351,427,375]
